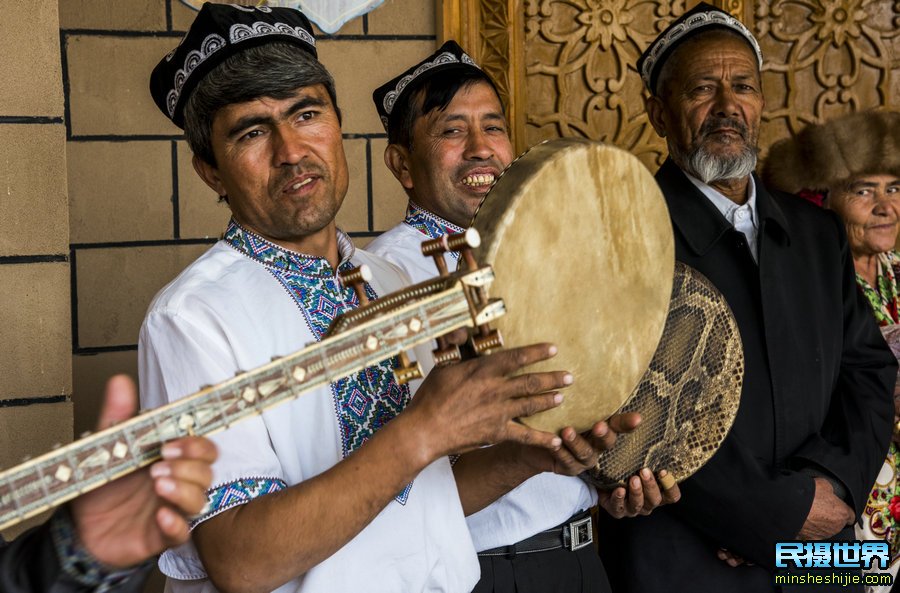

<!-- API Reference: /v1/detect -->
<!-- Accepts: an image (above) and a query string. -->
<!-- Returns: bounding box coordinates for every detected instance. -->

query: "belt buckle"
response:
[568,516,593,551]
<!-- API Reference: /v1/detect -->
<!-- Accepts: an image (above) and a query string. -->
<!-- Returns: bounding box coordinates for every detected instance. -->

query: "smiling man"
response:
[367,42,513,283]
[597,4,896,593]
[368,43,680,593]
[139,6,627,593]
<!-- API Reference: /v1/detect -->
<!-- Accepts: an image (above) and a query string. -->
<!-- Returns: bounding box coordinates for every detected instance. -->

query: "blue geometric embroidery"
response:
[403,201,465,261]
[223,220,414,505]
[194,477,287,528]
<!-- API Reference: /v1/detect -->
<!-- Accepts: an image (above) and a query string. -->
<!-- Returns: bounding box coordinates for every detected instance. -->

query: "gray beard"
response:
[672,142,759,185]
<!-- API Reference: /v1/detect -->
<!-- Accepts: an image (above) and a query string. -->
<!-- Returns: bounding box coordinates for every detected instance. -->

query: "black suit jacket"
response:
[598,159,896,593]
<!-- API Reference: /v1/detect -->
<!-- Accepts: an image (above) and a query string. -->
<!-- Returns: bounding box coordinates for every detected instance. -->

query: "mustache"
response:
[697,117,749,141]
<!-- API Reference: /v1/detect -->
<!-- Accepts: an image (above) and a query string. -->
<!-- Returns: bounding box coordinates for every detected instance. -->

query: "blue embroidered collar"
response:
[223,218,356,278]
[404,201,465,239]
[403,202,465,261]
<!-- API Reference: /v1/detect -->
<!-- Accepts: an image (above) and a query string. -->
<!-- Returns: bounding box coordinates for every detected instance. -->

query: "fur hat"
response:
[762,110,900,195]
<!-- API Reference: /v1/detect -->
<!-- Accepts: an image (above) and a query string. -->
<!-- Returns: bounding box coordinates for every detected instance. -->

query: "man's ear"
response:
[645,95,668,138]
[384,144,415,191]
[192,154,227,197]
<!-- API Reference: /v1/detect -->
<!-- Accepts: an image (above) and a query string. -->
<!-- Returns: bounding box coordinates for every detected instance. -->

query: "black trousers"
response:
[472,544,611,593]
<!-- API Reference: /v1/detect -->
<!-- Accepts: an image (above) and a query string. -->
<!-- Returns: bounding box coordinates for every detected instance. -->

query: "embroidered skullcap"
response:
[150,3,317,129]
[637,2,763,94]
[372,40,484,133]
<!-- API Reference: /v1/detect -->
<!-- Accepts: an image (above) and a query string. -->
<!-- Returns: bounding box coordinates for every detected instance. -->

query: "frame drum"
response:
[471,138,675,433]
[588,262,743,486]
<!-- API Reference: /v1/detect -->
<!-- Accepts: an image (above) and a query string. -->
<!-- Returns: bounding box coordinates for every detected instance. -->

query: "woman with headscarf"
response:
[763,109,900,592]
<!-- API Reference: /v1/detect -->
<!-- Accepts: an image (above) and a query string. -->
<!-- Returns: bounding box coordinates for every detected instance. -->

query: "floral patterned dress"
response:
[857,251,900,326]
[856,251,900,592]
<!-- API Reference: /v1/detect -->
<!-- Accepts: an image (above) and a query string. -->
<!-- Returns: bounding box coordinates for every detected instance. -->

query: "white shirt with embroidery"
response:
[139,221,478,593]
[368,203,598,552]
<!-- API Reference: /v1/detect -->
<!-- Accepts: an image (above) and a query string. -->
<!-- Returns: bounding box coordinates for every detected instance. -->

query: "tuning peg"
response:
[421,228,481,275]
[339,265,373,305]
[470,327,503,355]
[393,352,423,385]
[433,337,462,366]
[79,431,91,439]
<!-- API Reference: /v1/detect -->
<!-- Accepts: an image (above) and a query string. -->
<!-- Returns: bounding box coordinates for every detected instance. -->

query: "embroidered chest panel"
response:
[225,221,413,503]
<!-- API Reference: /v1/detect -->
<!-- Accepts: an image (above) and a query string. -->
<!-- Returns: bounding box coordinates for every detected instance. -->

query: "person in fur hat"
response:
[763,110,900,592]
[763,110,900,313]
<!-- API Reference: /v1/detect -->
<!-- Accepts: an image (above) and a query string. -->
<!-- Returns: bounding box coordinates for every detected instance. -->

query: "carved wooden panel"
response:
[524,0,690,169]
[755,0,899,151]
[440,0,528,152]
[440,0,897,169]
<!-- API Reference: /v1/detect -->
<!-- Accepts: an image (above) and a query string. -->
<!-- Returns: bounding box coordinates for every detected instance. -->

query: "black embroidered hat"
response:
[372,40,485,133]
[636,2,763,94]
[150,3,317,129]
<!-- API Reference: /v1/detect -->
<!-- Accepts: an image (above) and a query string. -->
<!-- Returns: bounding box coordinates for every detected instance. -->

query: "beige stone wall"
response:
[61,0,437,442]
[0,0,74,492]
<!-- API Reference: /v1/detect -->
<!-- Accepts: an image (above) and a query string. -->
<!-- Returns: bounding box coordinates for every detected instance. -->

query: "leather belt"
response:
[477,510,593,557]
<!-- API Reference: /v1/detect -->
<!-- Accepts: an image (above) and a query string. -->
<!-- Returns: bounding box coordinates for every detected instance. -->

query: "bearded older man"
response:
[597,4,896,593]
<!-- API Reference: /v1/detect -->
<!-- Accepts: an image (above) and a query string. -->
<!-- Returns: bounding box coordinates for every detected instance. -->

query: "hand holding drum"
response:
[469,138,743,489]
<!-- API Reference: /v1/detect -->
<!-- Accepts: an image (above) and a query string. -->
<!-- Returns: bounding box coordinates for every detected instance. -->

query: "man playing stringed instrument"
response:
[139,5,632,593]
[368,42,680,593]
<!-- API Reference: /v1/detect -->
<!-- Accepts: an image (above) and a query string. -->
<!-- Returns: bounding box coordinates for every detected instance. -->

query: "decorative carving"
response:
[480,2,514,131]
[712,0,747,19]
[440,1,527,151]
[754,0,899,150]
[524,0,687,169]
[441,0,897,167]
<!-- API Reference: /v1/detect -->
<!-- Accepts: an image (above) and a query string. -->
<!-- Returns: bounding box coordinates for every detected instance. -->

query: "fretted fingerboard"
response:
[0,277,492,531]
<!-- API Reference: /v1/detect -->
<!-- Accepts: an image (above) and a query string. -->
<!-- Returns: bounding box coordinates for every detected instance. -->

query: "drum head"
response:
[587,263,744,486]
[471,138,675,433]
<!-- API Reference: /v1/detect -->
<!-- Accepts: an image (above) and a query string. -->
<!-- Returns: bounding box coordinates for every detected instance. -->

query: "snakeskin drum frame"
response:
[471,138,743,485]
[586,262,743,487]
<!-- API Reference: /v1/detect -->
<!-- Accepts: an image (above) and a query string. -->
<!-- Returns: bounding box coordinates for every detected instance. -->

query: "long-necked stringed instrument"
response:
[0,231,501,532]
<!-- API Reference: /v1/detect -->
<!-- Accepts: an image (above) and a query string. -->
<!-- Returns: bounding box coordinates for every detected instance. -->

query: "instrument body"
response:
[0,264,502,532]
[472,138,675,433]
